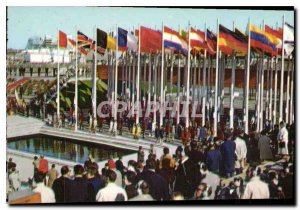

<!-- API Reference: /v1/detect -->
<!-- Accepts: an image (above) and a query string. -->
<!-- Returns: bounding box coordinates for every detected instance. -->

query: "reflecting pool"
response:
[7,134,135,163]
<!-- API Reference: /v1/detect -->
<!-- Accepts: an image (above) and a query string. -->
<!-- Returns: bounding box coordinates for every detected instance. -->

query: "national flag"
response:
[219,24,247,55]
[140,26,162,53]
[250,24,280,56]
[163,26,188,56]
[107,34,116,50]
[127,31,138,52]
[179,29,187,40]
[265,25,282,48]
[206,29,217,55]
[190,27,207,51]
[97,28,107,51]
[234,28,262,56]
[58,30,67,48]
[77,31,93,50]
[118,27,128,51]
[283,23,294,56]
[68,38,88,55]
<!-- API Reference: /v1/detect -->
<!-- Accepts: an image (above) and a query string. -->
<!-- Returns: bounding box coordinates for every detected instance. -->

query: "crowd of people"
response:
[7,120,294,202]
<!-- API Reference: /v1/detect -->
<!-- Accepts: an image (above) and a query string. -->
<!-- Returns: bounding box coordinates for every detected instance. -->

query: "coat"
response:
[220,140,236,174]
[47,168,59,188]
[206,149,222,173]
[52,176,71,203]
[258,135,273,160]
[33,183,56,203]
[96,182,128,201]
[66,177,95,202]
[243,176,270,199]
[142,169,169,201]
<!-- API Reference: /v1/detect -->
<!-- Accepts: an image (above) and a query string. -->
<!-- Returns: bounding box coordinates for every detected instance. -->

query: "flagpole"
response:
[273,56,278,126]
[143,55,147,109]
[244,18,251,134]
[159,23,165,127]
[229,22,235,129]
[285,55,290,123]
[265,58,270,119]
[132,53,136,115]
[213,19,220,136]
[128,53,132,111]
[153,53,158,127]
[260,51,265,131]
[266,57,270,121]
[289,57,294,124]
[136,25,141,124]
[207,55,211,120]
[75,26,78,132]
[148,53,152,117]
[259,21,265,131]
[169,51,174,105]
[57,28,60,123]
[185,21,191,128]
[114,25,119,121]
[279,15,285,123]
[93,26,97,121]
[192,53,196,120]
[202,23,207,127]
[256,54,261,132]
[268,57,274,122]
[177,55,181,125]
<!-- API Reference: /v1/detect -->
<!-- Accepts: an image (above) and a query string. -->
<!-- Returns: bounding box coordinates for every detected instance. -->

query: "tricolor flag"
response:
[190,27,207,52]
[250,24,280,56]
[140,26,162,53]
[107,34,116,51]
[219,24,247,55]
[265,25,282,48]
[235,28,261,56]
[96,28,116,53]
[118,27,128,51]
[58,30,67,48]
[206,29,217,55]
[163,26,188,56]
[117,27,138,52]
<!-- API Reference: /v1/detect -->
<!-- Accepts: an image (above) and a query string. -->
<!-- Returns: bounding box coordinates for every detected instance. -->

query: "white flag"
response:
[284,23,294,56]
[127,32,137,52]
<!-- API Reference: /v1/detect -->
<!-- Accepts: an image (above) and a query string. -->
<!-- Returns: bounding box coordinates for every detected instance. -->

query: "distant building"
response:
[22,35,74,64]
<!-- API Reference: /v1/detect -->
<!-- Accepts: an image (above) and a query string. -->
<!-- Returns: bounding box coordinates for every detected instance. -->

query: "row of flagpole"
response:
[55,16,293,135]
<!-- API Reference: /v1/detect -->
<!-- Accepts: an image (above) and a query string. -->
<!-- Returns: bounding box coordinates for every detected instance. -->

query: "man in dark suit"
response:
[52,165,71,203]
[142,159,169,201]
[65,164,94,203]
[220,129,236,178]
